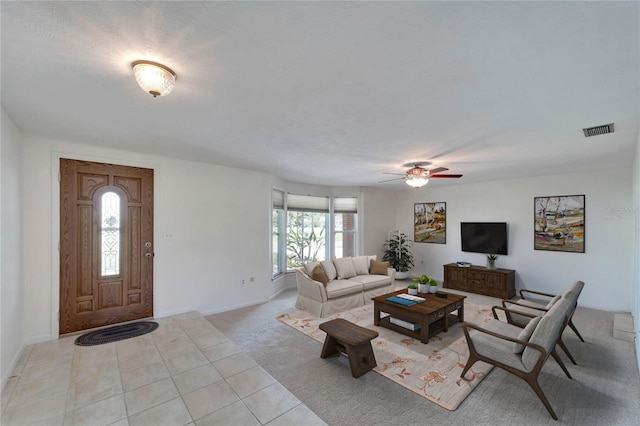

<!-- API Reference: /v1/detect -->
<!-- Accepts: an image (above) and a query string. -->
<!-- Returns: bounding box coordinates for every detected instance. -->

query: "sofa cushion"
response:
[321,259,337,282]
[304,261,321,277]
[311,265,328,287]
[325,279,364,299]
[352,256,370,275]
[349,274,392,291]
[370,260,389,275]
[513,315,541,354]
[334,257,357,279]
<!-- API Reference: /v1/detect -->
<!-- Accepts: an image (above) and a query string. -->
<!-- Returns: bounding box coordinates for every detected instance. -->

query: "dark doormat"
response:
[74,321,159,346]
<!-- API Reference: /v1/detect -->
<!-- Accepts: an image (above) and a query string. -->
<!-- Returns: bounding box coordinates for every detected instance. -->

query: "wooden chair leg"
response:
[557,338,577,365]
[460,351,480,379]
[568,318,585,342]
[525,377,558,420]
[551,348,572,379]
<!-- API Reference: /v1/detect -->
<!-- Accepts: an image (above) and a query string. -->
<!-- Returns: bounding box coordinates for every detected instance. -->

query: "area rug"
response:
[277,300,495,411]
[75,321,159,346]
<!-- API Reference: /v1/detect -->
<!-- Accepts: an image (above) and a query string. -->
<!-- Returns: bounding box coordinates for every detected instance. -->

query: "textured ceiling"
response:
[1,1,638,188]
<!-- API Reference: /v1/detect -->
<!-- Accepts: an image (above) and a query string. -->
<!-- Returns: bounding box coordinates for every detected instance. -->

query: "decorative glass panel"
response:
[101,192,120,276]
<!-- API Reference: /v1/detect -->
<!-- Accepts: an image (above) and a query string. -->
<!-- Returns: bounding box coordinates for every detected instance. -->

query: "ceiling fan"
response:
[379,162,463,188]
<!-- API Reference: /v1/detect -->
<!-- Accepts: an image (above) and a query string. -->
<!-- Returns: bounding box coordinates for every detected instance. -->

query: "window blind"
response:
[272,189,284,209]
[333,197,358,213]
[287,194,329,212]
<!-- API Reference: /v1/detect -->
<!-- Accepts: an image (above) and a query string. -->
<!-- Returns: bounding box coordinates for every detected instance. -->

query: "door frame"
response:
[50,152,158,339]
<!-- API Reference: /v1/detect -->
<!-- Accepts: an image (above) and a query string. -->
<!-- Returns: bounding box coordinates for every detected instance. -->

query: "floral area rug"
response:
[277,300,495,411]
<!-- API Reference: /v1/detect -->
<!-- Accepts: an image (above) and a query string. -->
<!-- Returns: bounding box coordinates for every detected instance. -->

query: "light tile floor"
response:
[1,312,327,426]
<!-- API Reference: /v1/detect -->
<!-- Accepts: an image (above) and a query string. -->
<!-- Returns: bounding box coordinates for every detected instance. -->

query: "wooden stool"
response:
[319,318,379,378]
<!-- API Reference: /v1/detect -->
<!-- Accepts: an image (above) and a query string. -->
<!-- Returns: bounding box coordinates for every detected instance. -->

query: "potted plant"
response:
[407,283,418,295]
[413,274,436,294]
[429,278,438,293]
[487,253,499,270]
[382,231,414,280]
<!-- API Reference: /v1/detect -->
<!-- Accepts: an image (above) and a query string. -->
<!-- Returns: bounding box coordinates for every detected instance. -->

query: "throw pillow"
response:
[311,265,329,287]
[513,315,542,354]
[303,261,320,277]
[369,259,389,276]
[320,259,337,282]
[544,295,561,309]
[367,255,377,270]
[334,257,357,279]
[352,256,369,275]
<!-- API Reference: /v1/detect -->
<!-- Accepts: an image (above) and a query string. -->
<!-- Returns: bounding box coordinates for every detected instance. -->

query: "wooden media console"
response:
[443,263,515,299]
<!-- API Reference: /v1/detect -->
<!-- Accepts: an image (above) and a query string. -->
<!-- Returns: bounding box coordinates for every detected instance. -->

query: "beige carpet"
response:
[277,299,496,411]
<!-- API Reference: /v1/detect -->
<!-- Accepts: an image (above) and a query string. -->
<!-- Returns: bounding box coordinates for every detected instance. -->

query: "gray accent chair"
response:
[461,298,574,420]
[502,280,585,364]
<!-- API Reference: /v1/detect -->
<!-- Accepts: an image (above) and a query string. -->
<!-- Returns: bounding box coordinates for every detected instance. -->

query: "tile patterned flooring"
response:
[1,312,327,426]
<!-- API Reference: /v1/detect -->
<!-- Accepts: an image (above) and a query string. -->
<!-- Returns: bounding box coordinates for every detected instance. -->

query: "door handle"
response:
[145,252,153,259]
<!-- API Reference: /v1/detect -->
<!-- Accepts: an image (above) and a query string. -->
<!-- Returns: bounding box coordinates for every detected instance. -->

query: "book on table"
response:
[385,296,416,306]
[390,317,421,331]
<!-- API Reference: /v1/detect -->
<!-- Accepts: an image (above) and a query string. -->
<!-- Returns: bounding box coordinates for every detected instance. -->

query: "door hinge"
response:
[58,311,60,322]
[58,171,61,182]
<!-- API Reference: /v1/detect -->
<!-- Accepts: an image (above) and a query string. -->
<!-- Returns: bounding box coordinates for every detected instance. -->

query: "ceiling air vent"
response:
[583,123,614,137]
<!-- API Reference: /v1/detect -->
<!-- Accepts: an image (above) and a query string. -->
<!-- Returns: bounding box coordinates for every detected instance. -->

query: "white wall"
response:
[361,188,398,258]
[1,107,25,386]
[22,136,275,342]
[634,130,640,370]
[395,169,634,312]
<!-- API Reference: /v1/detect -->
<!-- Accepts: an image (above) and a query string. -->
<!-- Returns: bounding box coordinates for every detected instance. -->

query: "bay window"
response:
[271,191,359,275]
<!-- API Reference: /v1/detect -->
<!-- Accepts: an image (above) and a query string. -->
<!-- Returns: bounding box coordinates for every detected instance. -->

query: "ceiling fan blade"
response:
[382,172,407,176]
[427,167,448,175]
[378,177,406,183]
[430,174,463,178]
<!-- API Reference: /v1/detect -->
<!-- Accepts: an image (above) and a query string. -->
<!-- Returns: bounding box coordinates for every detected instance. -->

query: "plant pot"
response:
[417,283,429,293]
[396,271,409,280]
[429,285,438,293]
[408,287,418,295]
[487,260,496,270]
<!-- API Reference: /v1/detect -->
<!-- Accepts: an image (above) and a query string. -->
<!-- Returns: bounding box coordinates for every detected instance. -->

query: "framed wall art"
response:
[534,195,585,253]
[414,202,446,244]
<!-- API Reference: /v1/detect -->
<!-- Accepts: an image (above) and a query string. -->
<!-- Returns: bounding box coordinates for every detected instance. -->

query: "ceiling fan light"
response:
[131,60,177,97]
[406,176,429,188]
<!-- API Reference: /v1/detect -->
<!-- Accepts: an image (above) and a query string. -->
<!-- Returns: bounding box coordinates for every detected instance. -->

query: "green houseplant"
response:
[487,253,499,269]
[407,283,418,295]
[382,231,414,279]
[413,274,436,293]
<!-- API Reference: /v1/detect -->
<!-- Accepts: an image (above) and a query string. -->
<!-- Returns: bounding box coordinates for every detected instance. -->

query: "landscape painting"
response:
[534,195,585,253]
[414,202,446,244]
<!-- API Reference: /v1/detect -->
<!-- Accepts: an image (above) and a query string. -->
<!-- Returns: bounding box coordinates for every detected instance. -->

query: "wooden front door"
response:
[60,159,154,334]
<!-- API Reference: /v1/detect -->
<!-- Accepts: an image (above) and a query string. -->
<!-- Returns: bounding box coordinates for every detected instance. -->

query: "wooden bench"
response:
[319,318,379,378]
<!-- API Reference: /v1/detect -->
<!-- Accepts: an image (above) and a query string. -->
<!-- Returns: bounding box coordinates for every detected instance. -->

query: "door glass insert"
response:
[101,191,120,276]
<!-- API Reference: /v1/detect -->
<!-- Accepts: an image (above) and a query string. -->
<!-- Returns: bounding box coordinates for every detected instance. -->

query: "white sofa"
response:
[295,255,396,317]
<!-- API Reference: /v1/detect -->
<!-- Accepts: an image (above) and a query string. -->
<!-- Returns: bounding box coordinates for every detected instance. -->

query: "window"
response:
[333,197,358,258]
[101,191,121,276]
[272,189,285,277]
[286,194,329,270]
[271,193,359,273]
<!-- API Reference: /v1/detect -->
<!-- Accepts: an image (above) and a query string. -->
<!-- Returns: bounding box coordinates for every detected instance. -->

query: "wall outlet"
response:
[241,279,245,285]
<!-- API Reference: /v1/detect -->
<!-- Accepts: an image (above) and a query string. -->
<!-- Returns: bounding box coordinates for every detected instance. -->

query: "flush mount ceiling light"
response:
[131,60,177,97]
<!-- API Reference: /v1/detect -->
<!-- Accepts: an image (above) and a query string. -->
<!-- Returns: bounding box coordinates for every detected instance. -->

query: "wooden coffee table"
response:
[372,290,466,343]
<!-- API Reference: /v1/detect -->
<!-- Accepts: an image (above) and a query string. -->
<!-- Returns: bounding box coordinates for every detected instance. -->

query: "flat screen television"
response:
[461,222,508,255]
